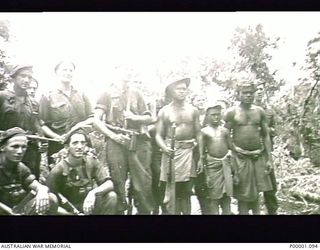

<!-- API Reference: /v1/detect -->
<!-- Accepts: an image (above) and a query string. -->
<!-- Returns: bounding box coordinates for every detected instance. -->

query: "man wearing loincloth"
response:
[156,77,203,215]
[201,103,238,214]
[224,82,274,215]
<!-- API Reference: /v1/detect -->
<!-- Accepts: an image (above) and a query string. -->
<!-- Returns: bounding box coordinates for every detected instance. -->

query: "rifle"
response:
[125,174,134,215]
[104,123,138,152]
[0,130,60,142]
[57,193,83,215]
[0,131,61,143]
[26,134,61,143]
[0,201,19,215]
[12,190,37,215]
[163,123,176,215]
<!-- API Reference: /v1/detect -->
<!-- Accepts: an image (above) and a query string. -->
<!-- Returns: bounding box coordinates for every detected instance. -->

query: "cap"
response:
[10,64,33,78]
[0,127,27,145]
[206,102,222,112]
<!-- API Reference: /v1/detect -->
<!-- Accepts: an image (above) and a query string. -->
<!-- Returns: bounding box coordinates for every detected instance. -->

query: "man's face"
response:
[56,62,74,83]
[207,108,221,125]
[255,88,264,103]
[13,69,33,91]
[192,95,206,110]
[26,81,38,98]
[240,88,255,104]
[171,82,188,101]
[3,136,28,163]
[67,134,87,158]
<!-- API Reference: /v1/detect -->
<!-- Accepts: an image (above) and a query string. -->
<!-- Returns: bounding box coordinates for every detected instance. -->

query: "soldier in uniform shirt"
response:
[46,129,117,215]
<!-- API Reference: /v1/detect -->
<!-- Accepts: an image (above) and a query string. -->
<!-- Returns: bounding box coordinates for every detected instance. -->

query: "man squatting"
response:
[0,60,278,215]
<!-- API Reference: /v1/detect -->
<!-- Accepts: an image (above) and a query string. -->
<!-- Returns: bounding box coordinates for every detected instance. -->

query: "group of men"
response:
[0,61,278,215]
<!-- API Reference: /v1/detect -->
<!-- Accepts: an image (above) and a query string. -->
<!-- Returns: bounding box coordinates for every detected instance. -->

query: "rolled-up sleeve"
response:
[137,91,151,116]
[93,160,111,186]
[19,164,36,189]
[95,92,111,114]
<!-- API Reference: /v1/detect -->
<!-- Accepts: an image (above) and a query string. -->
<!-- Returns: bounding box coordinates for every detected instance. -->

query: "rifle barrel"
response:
[58,193,83,215]
[26,135,61,142]
[0,201,17,215]
[104,123,139,135]
[0,131,60,142]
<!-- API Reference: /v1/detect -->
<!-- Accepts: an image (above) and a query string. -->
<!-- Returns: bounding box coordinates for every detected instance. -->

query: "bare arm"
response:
[41,125,62,139]
[28,180,50,214]
[94,108,130,145]
[260,109,273,164]
[124,112,152,124]
[82,179,114,215]
[155,108,172,155]
[225,128,238,176]
[223,108,234,131]
[194,109,203,160]
[93,108,118,140]
[90,180,114,196]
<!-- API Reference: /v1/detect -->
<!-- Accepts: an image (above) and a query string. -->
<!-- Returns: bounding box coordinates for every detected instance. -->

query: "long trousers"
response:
[106,136,154,214]
[91,191,117,215]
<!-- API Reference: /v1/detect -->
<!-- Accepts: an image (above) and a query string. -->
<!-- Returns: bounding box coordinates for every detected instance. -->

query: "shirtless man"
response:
[156,77,203,215]
[201,104,238,215]
[254,86,278,215]
[224,82,274,215]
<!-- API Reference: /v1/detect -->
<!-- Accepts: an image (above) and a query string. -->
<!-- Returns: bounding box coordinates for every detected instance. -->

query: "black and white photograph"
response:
[0,12,319,218]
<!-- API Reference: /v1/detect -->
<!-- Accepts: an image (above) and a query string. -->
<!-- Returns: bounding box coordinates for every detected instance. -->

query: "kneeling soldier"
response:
[0,127,58,215]
[46,129,117,215]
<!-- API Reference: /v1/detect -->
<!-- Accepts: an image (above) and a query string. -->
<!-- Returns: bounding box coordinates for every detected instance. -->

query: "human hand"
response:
[233,174,240,186]
[196,159,204,174]
[55,134,66,144]
[123,111,137,121]
[161,146,175,158]
[35,186,50,215]
[111,134,130,145]
[83,191,96,215]
[265,160,274,174]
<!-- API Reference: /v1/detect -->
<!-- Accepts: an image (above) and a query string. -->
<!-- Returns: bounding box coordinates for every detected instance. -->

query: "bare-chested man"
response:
[156,77,203,215]
[201,103,238,215]
[224,82,274,215]
[254,86,278,215]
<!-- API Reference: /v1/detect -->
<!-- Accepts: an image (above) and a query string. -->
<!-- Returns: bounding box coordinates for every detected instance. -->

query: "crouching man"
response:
[46,129,117,215]
[0,127,58,215]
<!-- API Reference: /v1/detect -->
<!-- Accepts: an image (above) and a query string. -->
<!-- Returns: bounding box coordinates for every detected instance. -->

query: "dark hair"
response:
[54,61,76,73]
[64,129,92,148]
